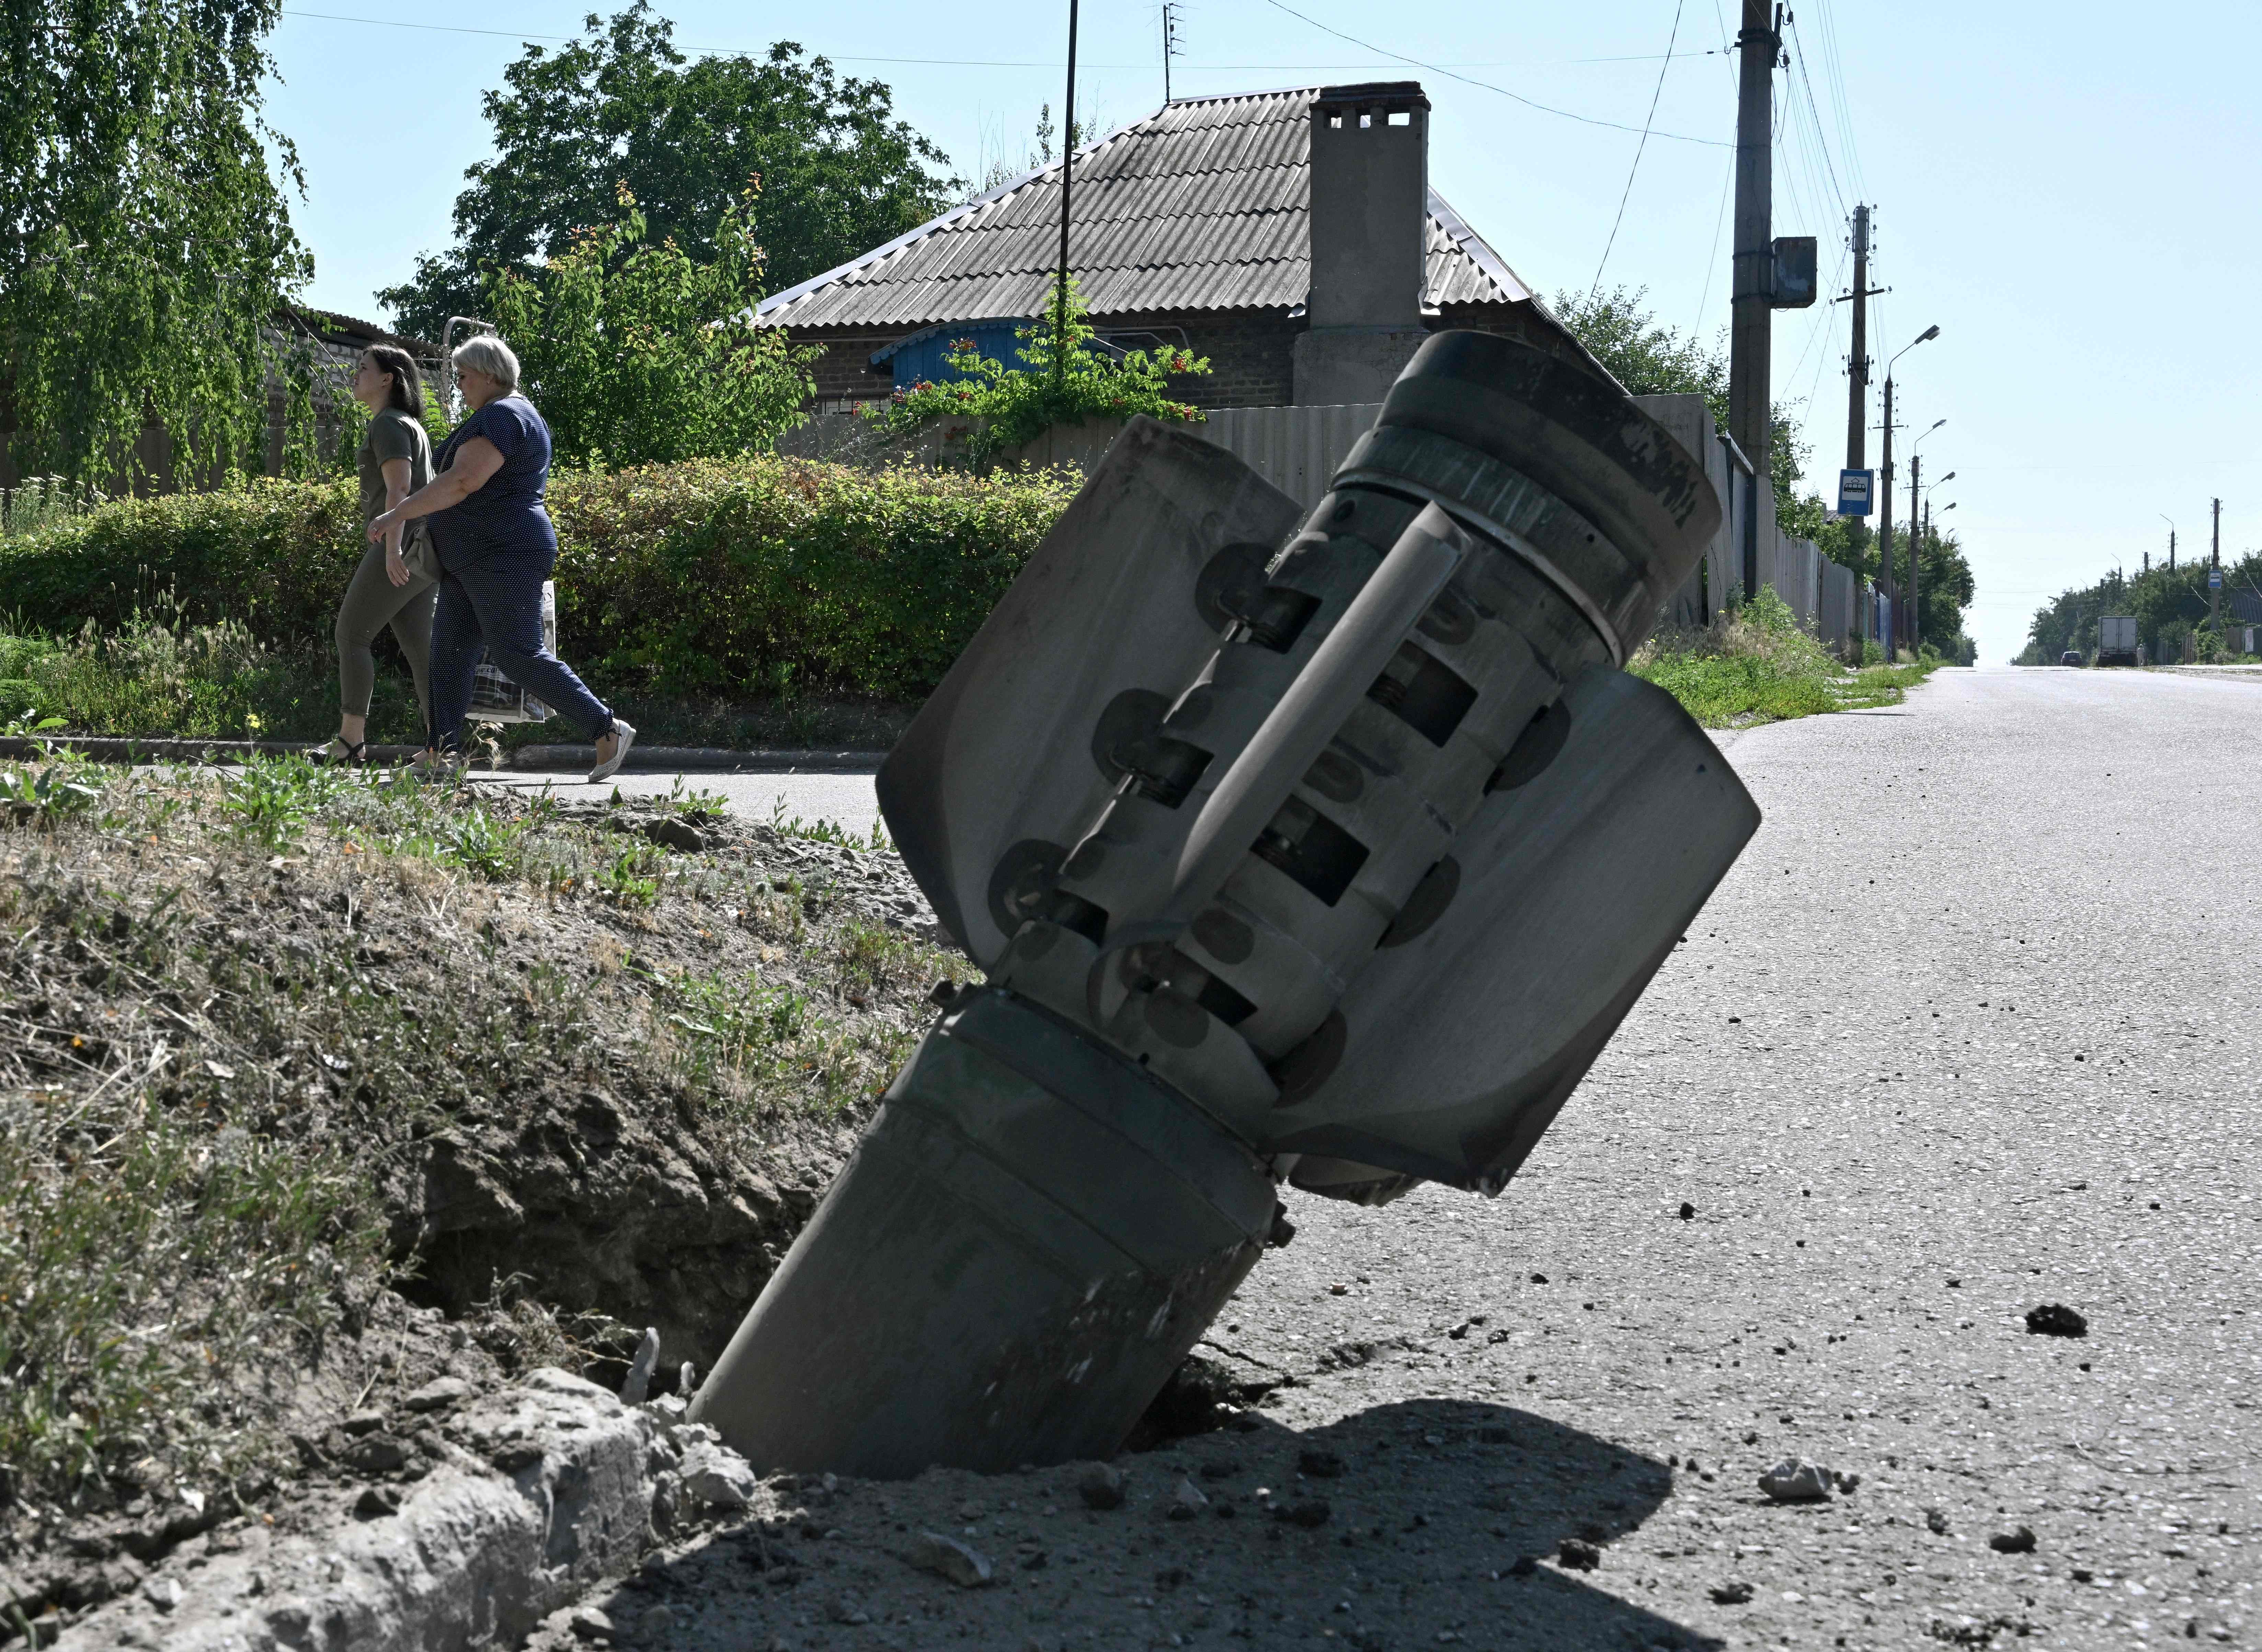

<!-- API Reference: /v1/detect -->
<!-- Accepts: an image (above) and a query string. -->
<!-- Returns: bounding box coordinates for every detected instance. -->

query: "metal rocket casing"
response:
[882,328,1752,1190]
[690,330,1760,1473]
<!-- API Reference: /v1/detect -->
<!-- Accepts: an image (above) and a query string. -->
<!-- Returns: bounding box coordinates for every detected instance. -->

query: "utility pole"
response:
[1055,0,1078,380]
[2212,496,2223,638]
[1842,205,1877,660]
[1728,0,1779,602]
[2170,528,2177,571]
[1844,206,1872,473]
[1878,376,1896,650]
[1907,451,1921,654]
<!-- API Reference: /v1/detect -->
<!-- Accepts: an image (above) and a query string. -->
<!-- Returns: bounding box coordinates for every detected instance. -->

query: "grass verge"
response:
[1631,586,1945,728]
[0,736,966,1533]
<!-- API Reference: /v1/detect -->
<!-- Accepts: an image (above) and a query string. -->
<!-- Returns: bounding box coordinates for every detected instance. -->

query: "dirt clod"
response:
[905,1530,992,1587]
[1558,1537,1601,1571]
[1988,1526,2037,1554]
[1077,1464,1125,1511]
[2025,1303,2088,1337]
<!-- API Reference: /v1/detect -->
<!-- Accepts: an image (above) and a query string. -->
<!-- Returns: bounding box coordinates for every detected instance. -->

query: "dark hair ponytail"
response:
[364,344,425,418]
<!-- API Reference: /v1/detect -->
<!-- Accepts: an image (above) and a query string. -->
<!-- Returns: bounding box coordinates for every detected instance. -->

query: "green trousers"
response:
[335,542,437,731]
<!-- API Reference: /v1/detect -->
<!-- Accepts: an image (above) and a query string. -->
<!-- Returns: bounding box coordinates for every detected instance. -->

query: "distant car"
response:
[2060,650,2083,667]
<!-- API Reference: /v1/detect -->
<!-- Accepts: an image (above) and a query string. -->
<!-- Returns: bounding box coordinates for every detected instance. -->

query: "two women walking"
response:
[334,335,634,782]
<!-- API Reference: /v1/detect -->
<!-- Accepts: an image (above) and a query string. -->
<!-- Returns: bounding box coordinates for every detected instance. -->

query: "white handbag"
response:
[466,580,557,724]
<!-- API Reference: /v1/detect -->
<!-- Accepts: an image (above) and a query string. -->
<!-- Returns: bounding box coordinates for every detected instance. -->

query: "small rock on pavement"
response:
[1989,1526,2038,1554]
[1678,1201,1696,1220]
[142,1576,185,1611]
[2025,1303,2088,1337]
[678,1440,760,1510]
[353,1485,402,1519]
[569,1605,616,1643]
[907,1530,993,1588]
[1758,1460,1834,1502]
[1167,1478,1209,1520]
[1710,1581,1755,1606]
[1558,1538,1601,1572]
[1078,1463,1125,1510]
[402,1376,473,1413]
[620,1327,662,1404]
[827,1595,873,1625]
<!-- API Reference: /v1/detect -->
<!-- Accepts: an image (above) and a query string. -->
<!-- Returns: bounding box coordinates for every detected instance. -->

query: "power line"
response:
[1805,0,1866,201]
[1253,0,1732,146]
[1588,0,1687,298]
[1691,149,1733,336]
[1784,14,1848,217]
[276,10,1730,76]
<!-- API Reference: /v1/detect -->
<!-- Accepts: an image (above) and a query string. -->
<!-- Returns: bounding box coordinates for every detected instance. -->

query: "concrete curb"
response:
[0,736,891,773]
[507,744,889,774]
[56,1370,659,1652]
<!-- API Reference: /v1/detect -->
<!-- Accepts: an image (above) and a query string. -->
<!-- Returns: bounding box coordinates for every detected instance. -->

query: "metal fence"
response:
[1198,403,1385,507]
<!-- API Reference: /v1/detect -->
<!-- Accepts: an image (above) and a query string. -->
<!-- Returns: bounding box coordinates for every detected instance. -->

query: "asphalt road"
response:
[540,667,2262,1652]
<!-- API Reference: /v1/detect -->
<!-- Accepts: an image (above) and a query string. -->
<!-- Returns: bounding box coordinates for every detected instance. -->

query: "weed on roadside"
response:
[769,792,893,853]
[1634,586,1943,727]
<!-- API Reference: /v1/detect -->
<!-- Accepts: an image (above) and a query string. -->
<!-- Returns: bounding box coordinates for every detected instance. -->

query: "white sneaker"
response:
[589,719,637,783]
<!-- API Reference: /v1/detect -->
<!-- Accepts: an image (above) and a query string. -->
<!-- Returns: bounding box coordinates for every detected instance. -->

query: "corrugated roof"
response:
[757,87,1535,331]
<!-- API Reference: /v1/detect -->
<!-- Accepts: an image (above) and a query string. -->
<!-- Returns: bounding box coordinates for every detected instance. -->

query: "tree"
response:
[2022,550,2262,664]
[1550,287,1812,523]
[378,3,958,342]
[483,187,820,470]
[1911,523,1975,651]
[970,104,1104,198]
[2,0,311,483]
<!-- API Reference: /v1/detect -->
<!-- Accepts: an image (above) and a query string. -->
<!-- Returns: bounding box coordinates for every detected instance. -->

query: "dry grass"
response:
[0,742,961,1522]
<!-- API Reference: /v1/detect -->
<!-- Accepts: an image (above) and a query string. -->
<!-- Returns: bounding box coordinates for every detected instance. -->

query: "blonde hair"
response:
[452,334,521,393]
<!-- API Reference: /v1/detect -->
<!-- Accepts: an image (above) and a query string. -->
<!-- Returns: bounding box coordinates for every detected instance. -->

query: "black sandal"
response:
[314,737,368,767]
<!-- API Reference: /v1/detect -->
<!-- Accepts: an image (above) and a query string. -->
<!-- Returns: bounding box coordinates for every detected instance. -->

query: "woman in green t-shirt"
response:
[322,345,438,764]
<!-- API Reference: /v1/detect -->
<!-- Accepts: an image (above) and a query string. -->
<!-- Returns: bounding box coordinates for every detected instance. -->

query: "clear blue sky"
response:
[264,0,2260,667]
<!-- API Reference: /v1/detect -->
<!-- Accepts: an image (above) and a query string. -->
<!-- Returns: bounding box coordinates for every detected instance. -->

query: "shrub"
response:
[0,456,1081,703]
[862,276,1208,464]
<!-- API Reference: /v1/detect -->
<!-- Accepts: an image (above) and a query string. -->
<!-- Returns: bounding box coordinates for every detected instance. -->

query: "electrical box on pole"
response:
[1770,237,1818,308]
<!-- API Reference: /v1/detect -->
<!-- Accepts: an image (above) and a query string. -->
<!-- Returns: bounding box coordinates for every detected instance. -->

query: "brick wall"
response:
[785,300,1545,414]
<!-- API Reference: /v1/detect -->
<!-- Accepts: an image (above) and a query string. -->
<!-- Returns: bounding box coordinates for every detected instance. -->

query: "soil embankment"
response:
[0,753,963,1638]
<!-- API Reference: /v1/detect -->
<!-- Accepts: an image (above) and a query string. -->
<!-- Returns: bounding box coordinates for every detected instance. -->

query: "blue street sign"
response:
[1837,468,1875,516]
[2209,567,2223,589]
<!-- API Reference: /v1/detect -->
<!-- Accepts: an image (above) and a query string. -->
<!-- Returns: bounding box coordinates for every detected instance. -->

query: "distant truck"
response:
[2098,615,2140,668]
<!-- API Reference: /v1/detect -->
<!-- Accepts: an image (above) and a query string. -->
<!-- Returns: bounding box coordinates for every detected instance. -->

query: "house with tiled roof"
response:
[757,81,1579,411]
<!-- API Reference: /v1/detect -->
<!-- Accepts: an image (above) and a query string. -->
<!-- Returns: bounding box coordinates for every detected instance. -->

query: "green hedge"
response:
[0,457,1081,701]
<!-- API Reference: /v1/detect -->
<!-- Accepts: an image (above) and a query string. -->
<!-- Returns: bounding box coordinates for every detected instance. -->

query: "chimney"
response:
[1294,82,1431,406]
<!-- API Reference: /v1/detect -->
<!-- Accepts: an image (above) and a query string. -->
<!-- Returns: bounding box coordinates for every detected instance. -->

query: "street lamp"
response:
[1919,478,1956,633]
[1879,326,1940,655]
